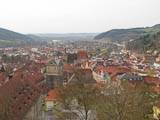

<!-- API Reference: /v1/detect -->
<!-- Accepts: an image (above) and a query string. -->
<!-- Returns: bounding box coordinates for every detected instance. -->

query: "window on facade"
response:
[24,102,26,105]
[13,96,17,100]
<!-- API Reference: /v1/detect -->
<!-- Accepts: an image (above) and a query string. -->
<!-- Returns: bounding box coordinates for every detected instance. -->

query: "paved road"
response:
[37,110,57,120]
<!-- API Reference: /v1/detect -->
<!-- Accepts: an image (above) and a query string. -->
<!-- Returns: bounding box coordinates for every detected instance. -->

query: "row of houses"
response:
[0,62,47,120]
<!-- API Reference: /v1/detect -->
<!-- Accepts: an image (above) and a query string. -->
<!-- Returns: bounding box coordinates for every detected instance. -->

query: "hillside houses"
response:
[1,40,160,119]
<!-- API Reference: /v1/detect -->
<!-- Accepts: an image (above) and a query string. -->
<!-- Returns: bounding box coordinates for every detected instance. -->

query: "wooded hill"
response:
[127,31,160,53]
[0,28,47,47]
[94,24,160,43]
[0,28,32,41]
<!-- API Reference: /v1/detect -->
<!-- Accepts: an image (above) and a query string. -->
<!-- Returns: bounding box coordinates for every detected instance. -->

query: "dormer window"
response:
[28,97,30,100]
[19,107,22,110]
[24,101,26,105]
[22,88,25,91]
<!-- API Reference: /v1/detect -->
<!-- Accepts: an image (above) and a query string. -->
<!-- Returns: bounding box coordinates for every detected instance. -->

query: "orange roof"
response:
[144,77,160,84]
[45,88,63,101]
[88,61,94,67]
[150,86,160,92]
[41,60,47,64]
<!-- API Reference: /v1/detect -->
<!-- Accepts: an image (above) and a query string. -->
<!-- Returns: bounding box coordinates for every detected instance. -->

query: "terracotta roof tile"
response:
[0,63,46,119]
[45,88,62,101]
[102,66,130,73]
[77,51,88,59]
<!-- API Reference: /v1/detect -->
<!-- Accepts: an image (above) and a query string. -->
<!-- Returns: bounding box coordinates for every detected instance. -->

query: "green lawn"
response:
[0,40,14,44]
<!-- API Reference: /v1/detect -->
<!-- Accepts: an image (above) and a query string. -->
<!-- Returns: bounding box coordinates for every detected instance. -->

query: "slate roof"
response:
[119,73,144,81]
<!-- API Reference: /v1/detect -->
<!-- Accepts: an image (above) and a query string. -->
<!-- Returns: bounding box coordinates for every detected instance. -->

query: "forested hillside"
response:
[127,32,160,53]
[94,24,160,43]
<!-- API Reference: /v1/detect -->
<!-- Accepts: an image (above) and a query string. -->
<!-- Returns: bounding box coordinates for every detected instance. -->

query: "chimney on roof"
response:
[21,73,24,79]
[9,73,14,79]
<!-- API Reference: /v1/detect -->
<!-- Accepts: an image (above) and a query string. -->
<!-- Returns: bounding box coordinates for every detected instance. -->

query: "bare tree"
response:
[96,82,159,120]
[54,73,100,120]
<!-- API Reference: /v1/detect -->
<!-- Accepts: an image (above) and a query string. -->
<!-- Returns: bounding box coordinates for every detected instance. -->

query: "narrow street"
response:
[23,94,46,120]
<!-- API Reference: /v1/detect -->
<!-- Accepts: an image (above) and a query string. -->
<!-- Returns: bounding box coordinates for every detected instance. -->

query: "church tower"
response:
[46,59,63,90]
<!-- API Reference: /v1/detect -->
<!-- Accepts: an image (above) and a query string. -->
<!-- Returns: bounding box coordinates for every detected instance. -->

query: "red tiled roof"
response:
[64,64,73,69]
[102,66,130,73]
[144,76,160,84]
[45,88,62,101]
[77,51,88,59]
[0,63,47,120]
[88,61,94,67]
[40,60,47,64]
[94,65,104,72]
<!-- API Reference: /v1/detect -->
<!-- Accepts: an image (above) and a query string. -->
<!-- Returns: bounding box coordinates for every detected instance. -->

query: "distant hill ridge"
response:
[0,28,49,47]
[29,33,99,41]
[94,24,160,43]
[0,28,32,41]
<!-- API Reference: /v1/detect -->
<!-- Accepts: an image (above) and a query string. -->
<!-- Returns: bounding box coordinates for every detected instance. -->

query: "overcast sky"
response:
[0,0,160,34]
